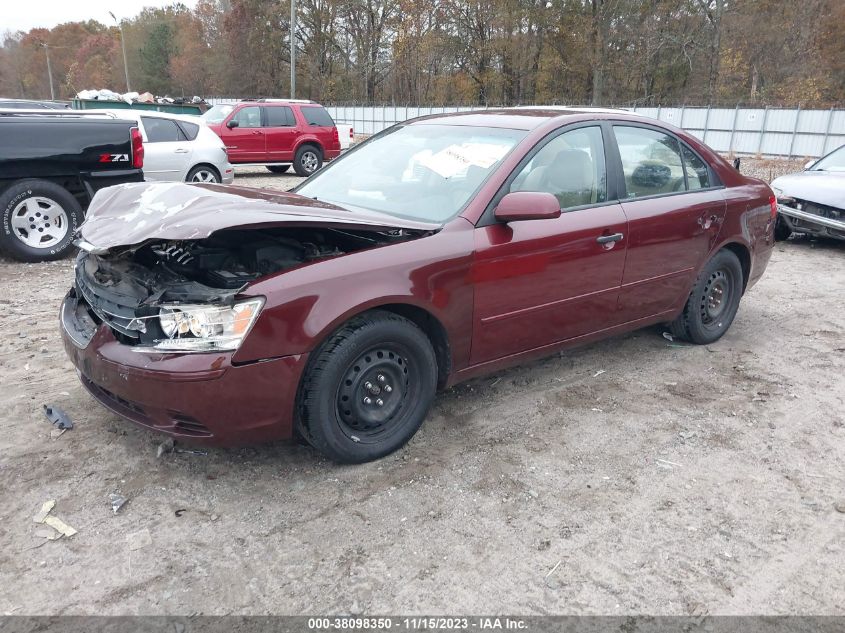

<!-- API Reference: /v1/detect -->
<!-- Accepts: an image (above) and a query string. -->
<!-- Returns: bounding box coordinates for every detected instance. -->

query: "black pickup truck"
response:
[0,113,144,262]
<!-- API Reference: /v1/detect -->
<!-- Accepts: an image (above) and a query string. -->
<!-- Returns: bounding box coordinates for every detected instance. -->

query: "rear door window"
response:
[264,106,294,127]
[300,106,335,127]
[613,126,686,198]
[681,145,711,189]
[142,117,186,142]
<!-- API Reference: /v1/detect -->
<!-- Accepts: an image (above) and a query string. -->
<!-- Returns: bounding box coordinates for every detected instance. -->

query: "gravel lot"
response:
[1,159,843,616]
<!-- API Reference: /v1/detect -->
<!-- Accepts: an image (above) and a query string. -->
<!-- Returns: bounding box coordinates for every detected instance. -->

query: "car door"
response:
[220,105,266,162]
[262,105,297,162]
[610,124,726,320]
[140,116,192,182]
[471,125,628,365]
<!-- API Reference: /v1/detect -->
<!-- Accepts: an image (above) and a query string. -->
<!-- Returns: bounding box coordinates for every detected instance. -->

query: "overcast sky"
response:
[3,0,199,33]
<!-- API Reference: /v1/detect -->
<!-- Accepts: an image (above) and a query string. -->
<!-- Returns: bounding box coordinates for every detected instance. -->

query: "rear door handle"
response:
[596,233,624,244]
[174,148,189,154]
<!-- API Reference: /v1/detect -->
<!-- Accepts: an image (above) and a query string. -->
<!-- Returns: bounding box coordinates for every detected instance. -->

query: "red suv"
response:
[202,100,341,176]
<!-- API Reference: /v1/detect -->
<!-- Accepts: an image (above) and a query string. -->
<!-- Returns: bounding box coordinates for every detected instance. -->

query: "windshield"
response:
[202,104,234,124]
[296,124,527,222]
[810,145,845,172]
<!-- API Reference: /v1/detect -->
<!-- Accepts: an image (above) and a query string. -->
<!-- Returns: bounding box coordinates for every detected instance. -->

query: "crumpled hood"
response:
[771,171,845,209]
[79,182,440,251]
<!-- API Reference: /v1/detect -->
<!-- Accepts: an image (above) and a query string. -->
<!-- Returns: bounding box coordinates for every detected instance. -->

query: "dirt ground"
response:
[1,164,843,616]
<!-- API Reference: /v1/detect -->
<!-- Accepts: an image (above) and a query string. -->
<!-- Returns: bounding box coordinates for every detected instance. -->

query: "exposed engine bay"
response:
[73,226,426,346]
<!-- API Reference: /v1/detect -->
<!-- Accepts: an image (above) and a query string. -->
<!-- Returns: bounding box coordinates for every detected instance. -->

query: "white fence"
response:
[205,99,845,158]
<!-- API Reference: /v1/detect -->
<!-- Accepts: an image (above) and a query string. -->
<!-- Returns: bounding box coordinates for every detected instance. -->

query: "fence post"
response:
[703,105,711,145]
[787,106,802,158]
[728,105,739,156]
[680,104,686,128]
[756,106,769,156]
[822,107,834,156]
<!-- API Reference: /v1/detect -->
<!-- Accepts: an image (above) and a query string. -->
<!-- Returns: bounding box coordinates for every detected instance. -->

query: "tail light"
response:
[350,127,354,140]
[332,126,339,148]
[769,194,777,219]
[131,127,144,169]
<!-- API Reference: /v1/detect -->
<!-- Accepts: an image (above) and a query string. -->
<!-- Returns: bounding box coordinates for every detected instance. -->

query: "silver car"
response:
[771,145,845,241]
[100,110,234,184]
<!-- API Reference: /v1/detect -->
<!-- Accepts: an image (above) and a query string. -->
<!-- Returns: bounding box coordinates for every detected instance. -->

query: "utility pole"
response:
[290,0,296,99]
[42,44,55,101]
[109,12,131,92]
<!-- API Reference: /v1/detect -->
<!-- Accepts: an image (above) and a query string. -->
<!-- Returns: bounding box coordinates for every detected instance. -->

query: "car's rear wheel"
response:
[0,179,81,262]
[186,165,221,183]
[669,249,744,345]
[297,311,437,463]
[266,165,291,174]
[293,145,322,176]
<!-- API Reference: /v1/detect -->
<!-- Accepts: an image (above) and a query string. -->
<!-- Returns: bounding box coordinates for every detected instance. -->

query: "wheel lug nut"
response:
[376,399,384,407]
[377,374,386,383]
[364,381,373,390]
[363,397,372,405]
[384,385,392,393]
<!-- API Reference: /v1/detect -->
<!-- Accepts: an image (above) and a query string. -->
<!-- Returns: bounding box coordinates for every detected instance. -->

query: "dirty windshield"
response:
[201,104,234,124]
[296,124,526,222]
[810,145,845,171]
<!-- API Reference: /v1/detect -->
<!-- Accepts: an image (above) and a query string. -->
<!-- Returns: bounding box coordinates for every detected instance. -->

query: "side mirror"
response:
[226,119,239,129]
[494,191,561,223]
[804,159,815,170]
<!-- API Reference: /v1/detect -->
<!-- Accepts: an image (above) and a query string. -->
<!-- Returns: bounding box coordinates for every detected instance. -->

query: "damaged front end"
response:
[776,198,845,241]
[64,182,437,353]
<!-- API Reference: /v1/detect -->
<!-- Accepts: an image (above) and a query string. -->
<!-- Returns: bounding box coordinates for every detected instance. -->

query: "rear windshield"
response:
[301,106,335,127]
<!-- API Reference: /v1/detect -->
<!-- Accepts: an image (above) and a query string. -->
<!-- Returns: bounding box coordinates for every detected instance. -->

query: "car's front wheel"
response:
[669,249,744,344]
[0,179,81,262]
[293,145,323,176]
[297,311,437,463]
[774,214,792,241]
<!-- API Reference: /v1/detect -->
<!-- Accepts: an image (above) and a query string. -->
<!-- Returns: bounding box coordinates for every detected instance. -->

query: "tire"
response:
[186,165,221,183]
[669,249,744,345]
[0,179,82,262]
[293,144,323,176]
[297,310,437,463]
[266,165,291,174]
[774,214,792,241]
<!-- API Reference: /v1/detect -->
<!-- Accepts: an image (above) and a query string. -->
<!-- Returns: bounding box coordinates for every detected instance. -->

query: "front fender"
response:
[232,220,475,369]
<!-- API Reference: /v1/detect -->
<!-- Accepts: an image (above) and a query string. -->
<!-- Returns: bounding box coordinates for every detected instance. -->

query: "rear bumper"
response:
[60,291,308,446]
[325,149,341,160]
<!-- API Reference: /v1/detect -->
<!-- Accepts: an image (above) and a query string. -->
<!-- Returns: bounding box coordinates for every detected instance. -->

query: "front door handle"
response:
[596,233,624,244]
[174,148,189,154]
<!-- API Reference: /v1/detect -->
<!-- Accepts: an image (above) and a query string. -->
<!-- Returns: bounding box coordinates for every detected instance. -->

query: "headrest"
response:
[545,149,593,192]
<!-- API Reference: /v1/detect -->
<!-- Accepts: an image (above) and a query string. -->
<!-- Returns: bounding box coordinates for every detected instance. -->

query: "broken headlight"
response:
[151,297,264,352]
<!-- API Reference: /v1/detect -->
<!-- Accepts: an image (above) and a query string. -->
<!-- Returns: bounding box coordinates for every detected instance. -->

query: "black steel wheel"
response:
[297,310,437,463]
[669,249,744,344]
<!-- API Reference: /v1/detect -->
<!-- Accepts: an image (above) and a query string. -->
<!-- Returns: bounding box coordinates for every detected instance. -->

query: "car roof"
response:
[409,106,646,130]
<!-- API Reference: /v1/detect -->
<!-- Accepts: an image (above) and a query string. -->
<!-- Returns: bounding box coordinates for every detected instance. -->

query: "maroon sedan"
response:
[61,108,776,462]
